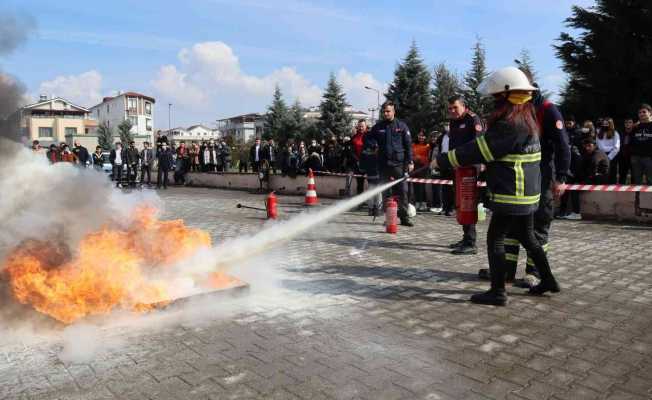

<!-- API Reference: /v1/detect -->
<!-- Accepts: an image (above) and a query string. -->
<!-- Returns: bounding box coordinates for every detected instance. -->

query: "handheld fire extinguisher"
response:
[455,166,479,225]
[265,191,278,220]
[385,196,398,234]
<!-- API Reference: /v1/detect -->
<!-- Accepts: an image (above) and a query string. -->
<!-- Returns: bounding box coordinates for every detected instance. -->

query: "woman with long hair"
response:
[432,67,559,306]
[597,117,621,183]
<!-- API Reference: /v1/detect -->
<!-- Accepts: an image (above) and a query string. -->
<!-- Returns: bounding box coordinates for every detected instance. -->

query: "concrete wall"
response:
[183,172,652,223]
[185,172,352,198]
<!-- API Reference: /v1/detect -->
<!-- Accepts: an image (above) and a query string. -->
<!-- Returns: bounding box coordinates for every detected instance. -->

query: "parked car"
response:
[101,152,112,174]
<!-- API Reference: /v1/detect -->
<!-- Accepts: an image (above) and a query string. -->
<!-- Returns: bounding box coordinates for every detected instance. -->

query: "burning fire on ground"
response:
[1,207,241,324]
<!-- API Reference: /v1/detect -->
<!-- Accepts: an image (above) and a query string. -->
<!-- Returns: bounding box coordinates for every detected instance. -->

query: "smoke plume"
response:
[0,12,35,138]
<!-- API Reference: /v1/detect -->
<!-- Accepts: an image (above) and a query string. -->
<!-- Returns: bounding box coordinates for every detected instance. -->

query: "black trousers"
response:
[505,177,554,277]
[127,164,138,186]
[157,168,169,188]
[113,164,123,186]
[488,212,552,288]
[141,165,151,185]
[618,155,631,184]
[381,165,409,219]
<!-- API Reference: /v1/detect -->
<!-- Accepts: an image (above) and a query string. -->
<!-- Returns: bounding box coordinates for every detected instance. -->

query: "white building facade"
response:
[90,92,155,145]
[165,125,221,142]
[216,113,265,144]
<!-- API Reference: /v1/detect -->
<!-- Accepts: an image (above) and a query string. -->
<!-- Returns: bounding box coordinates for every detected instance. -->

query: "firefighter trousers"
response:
[504,176,554,279]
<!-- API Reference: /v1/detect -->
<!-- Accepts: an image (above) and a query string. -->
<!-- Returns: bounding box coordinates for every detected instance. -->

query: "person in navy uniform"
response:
[432,66,560,306]
[447,95,484,254]
[369,101,414,226]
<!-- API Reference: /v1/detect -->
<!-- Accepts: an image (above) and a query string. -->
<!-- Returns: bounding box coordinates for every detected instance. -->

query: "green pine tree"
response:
[117,119,133,145]
[464,37,491,117]
[555,0,652,119]
[282,99,306,143]
[319,73,351,136]
[432,63,462,128]
[97,121,114,150]
[515,49,551,99]
[264,84,289,141]
[385,41,433,132]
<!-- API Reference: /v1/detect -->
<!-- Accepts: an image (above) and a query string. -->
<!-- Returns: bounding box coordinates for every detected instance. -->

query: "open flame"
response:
[1,207,237,324]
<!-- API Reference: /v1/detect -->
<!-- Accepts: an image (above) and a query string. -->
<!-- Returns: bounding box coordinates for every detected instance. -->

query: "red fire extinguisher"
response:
[265,192,278,220]
[385,196,398,234]
[455,166,479,225]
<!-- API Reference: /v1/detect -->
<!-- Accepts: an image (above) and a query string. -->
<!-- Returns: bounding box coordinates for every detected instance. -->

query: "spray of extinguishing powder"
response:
[178,177,406,278]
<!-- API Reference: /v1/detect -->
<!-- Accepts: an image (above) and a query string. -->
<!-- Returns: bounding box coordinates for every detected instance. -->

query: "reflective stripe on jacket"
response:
[437,120,542,215]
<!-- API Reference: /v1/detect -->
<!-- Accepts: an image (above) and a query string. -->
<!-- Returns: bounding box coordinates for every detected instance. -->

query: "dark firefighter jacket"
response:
[437,120,542,216]
[369,118,412,169]
[533,94,570,183]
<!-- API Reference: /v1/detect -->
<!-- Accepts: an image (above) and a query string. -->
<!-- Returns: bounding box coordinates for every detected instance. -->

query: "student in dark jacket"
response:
[433,66,559,306]
[140,141,154,186]
[580,137,610,184]
[360,136,382,216]
[92,146,104,171]
[250,138,263,172]
[125,141,140,187]
[156,143,173,189]
[72,140,90,167]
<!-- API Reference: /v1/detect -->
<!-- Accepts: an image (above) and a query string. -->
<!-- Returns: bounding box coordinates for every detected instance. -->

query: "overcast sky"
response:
[1,0,595,129]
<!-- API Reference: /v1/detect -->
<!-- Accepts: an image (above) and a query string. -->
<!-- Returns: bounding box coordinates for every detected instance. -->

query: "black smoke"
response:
[0,12,35,122]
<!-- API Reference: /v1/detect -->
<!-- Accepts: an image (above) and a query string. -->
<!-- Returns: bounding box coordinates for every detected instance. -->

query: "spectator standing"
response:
[125,141,140,187]
[428,131,444,214]
[46,144,59,164]
[369,101,414,227]
[201,140,218,172]
[109,142,125,187]
[280,142,300,178]
[189,142,200,172]
[250,138,263,172]
[323,135,342,172]
[351,119,368,196]
[31,140,45,156]
[597,118,620,183]
[630,104,652,185]
[580,137,610,185]
[175,141,189,184]
[619,118,635,184]
[582,120,597,139]
[447,95,483,254]
[156,143,173,189]
[219,139,232,172]
[360,136,382,217]
[411,129,431,212]
[238,144,249,173]
[558,116,583,219]
[72,140,90,168]
[92,146,103,171]
[140,141,154,186]
[60,144,77,164]
[297,141,308,174]
[306,139,323,172]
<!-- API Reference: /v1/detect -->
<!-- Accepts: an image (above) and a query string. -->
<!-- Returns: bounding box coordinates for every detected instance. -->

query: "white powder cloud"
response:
[38,70,103,108]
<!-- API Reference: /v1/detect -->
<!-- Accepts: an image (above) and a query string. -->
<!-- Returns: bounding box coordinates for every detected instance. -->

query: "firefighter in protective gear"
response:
[478,70,571,286]
[432,66,560,306]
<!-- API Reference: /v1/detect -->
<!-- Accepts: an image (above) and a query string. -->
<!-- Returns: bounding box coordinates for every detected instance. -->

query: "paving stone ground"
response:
[1,187,652,400]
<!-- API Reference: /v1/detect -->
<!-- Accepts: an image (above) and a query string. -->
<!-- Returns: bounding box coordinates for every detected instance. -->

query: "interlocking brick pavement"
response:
[1,187,652,400]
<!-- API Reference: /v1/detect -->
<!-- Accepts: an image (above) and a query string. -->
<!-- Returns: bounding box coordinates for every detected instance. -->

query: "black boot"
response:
[471,263,507,306]
[527,250,560,295]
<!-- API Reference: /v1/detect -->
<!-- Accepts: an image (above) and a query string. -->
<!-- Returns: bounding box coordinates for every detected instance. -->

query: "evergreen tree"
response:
[464,37,491,116]
[264,85,289,141]
[282,99,306,143]
[97,121,113,150]
[319,73,351,136]
[385,41,433,132]
[556,1,652,119]
[117,119,133,145]
[432,63,462,127]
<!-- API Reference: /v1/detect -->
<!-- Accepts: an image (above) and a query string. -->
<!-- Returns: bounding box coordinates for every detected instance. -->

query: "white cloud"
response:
[38,70,103,107]
[151,41,383,120]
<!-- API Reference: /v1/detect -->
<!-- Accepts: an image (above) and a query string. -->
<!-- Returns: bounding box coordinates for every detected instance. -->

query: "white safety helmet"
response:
[407,203,417,218]
[478,66,538,97]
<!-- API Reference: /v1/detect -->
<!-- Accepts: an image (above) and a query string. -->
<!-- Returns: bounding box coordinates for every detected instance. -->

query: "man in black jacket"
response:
[157,143,173,189]
[140,141,154,186]
[369,101,414,226]
[125,141,140,187]
[250,137,263,172]
[72,140,90,167]
[580,137,609,184]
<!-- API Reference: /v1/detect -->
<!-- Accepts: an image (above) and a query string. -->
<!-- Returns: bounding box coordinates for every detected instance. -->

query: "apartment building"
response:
[90,92,155,146]
[216,113,265,144]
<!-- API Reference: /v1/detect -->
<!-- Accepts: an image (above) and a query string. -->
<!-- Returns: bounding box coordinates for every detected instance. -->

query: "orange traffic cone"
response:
[305,169,319,206]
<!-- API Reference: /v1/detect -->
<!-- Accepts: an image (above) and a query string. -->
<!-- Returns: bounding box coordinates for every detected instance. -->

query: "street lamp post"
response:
[168,103,172,136]
[364,86,381,123]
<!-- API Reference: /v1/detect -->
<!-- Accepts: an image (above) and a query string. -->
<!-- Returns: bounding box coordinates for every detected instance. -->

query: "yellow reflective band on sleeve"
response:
[526,257,534,266]
[448,150,460,168]
[498,153,542,163]
[489,192,541,205]
[514,161,525,197]
[505,254,519,262]
[542,243,549,252]
[504,238,521,246]
[477,136,494,162]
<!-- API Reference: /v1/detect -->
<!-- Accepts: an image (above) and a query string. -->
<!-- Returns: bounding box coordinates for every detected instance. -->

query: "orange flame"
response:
[1,206,233,324]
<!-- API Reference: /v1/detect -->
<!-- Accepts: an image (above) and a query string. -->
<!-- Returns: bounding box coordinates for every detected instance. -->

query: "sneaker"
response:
[452,244,477,255]
[430,207,443,213]
[448,239,465,249]
[565,212,582,220]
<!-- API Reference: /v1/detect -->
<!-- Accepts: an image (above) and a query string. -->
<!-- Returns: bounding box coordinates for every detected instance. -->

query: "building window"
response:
[106,105,110,113]
[128,97,137,112]
[129,116,138,127]
[146,118,152,131]
[39,127,53,137]
[85,128,89,134]
[65,127,77,136]
[145,102,152,115]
